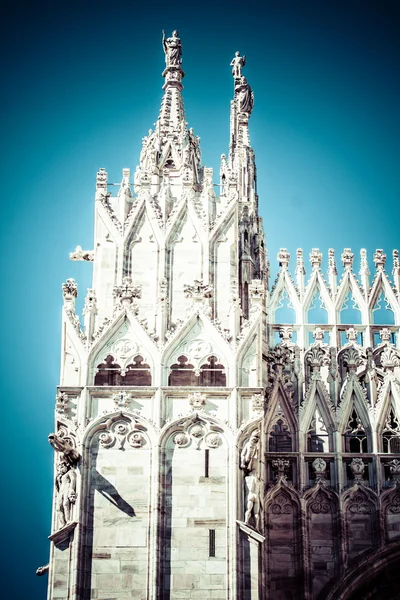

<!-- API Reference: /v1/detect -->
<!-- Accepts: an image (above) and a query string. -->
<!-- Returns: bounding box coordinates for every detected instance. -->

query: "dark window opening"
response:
[205,449,209,478]
[269,419,292,452]
[209,529,216,557]
[168,355,197,386]
[94,354,151,386]
[199,356,226,387]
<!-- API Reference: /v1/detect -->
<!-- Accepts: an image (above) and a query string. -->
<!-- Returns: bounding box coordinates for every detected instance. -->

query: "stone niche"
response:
[85,417,152,600]
[159,423,228,599]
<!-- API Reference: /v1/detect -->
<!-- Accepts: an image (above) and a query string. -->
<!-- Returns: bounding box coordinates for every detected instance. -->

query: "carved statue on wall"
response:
[230,51,246,78]
[240,430,260,472]
[244,475,260,527]
[55,460,77,528]
[236,76,254,115]
[162,30,182,67]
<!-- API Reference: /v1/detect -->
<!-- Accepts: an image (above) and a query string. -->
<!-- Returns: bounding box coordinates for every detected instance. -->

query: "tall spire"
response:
[134,31,201,198]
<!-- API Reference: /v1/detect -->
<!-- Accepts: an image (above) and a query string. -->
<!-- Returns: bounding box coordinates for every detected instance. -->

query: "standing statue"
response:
[230,51,246,78]
[162,30,182,67]
[240,430,260,472]
[244,475,260,527]
[55,460,77,528]
[236,76,254,115]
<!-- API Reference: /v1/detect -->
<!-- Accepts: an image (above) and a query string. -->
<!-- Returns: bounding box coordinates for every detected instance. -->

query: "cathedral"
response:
[42,31,400,600]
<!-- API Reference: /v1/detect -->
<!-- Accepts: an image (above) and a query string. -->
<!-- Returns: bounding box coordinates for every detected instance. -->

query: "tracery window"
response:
[269,411,292,452]
[343,408,369,453]
[94,354,152,386]
[307,408,329,452]
[169,355,197,386]
[123,356,152,386]
[94,355,121,386]
[199,356,226,386]
[168,355,227,387]
[382,408,400,453]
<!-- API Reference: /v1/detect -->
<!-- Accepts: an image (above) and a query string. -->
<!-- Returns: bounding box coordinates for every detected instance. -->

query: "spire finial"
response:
[162,30,184,89]
[230,51,246,80]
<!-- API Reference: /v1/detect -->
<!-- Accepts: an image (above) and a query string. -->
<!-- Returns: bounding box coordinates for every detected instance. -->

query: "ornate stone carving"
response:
[277,248,290,268]
[348,492,372,514]
[251,393,264,414]
[313,327,325,343]
[55,459,77,529]
[173,432,190,447]
[48,432,80,465]
[309,490,332,514]
[272,458,290,483]
[312,457,327,482]
[341,248,354,269]
[240,430,260,472]
[183,280,213,300]
[271,492,293,514]
[112,391,132,409]
[205,433,222,448]
[83,289,97,314]
[69,246,94,261]
[97,416,146,450]
[349,457,366,482]
[249,279,264,299]
[381,346,400,371]
[309,248,322,270]
[389,459,400,484]
[55,391,68,414]
[373,248,386,270]
[230,51,246,78]
[96,167,108,188]
[189,392,206,411]
[113,277,142,310]
[379,328,392,344]
[36,564,49,577]
[62,278,78,301]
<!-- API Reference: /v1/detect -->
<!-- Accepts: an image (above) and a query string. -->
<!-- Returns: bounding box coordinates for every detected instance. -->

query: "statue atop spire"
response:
[162,30,182,68]
[230,51,246,79]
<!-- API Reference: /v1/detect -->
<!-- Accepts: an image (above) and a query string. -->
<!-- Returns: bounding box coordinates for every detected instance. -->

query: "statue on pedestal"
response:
[230,51,246,78]
[55,460,77,528]
[162,30,182,67]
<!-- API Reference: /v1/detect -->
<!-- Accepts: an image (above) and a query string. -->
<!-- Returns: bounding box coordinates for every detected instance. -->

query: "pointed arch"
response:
[303,270,335,324]
[264,379,297,452]
[342,484,378,562]
[369,271,399,326]
[264,481,302,599]
[162,311,231,386]
[304,484,340,596]
[381,485,400,543]
[269,269,302,325]
[335,270,366,325]
[88,311,159,386]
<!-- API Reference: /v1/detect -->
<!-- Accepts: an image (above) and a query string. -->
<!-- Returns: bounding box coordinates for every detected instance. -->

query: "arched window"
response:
[199,356,226,387]
[123,355,152,386]
[169,355,197,386]
[343,408,369,453]
[382,407,400,453]
[94,355,121,386]
[269,417,292,452]
[307,408,330,452]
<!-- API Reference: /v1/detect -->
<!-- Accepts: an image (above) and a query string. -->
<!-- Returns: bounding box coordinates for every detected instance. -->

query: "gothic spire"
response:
[134,31,201,196]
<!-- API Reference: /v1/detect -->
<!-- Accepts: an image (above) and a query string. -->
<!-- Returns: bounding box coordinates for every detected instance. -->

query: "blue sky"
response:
[1,0,399,597]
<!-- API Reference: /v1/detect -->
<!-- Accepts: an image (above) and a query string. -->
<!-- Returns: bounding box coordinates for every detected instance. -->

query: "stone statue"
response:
[236,77,254,115]
[240,430,260,472]
[230,51,246,78]
[55,460,77,528]
[48,432,80,465]
[244,475,260,526]
[162,30,182,67]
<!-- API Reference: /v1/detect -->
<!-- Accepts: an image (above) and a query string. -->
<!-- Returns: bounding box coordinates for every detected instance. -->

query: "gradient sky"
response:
[1,0,399,597]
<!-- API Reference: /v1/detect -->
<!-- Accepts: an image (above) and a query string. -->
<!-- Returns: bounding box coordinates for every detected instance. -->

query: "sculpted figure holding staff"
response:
[162,30,182,67]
